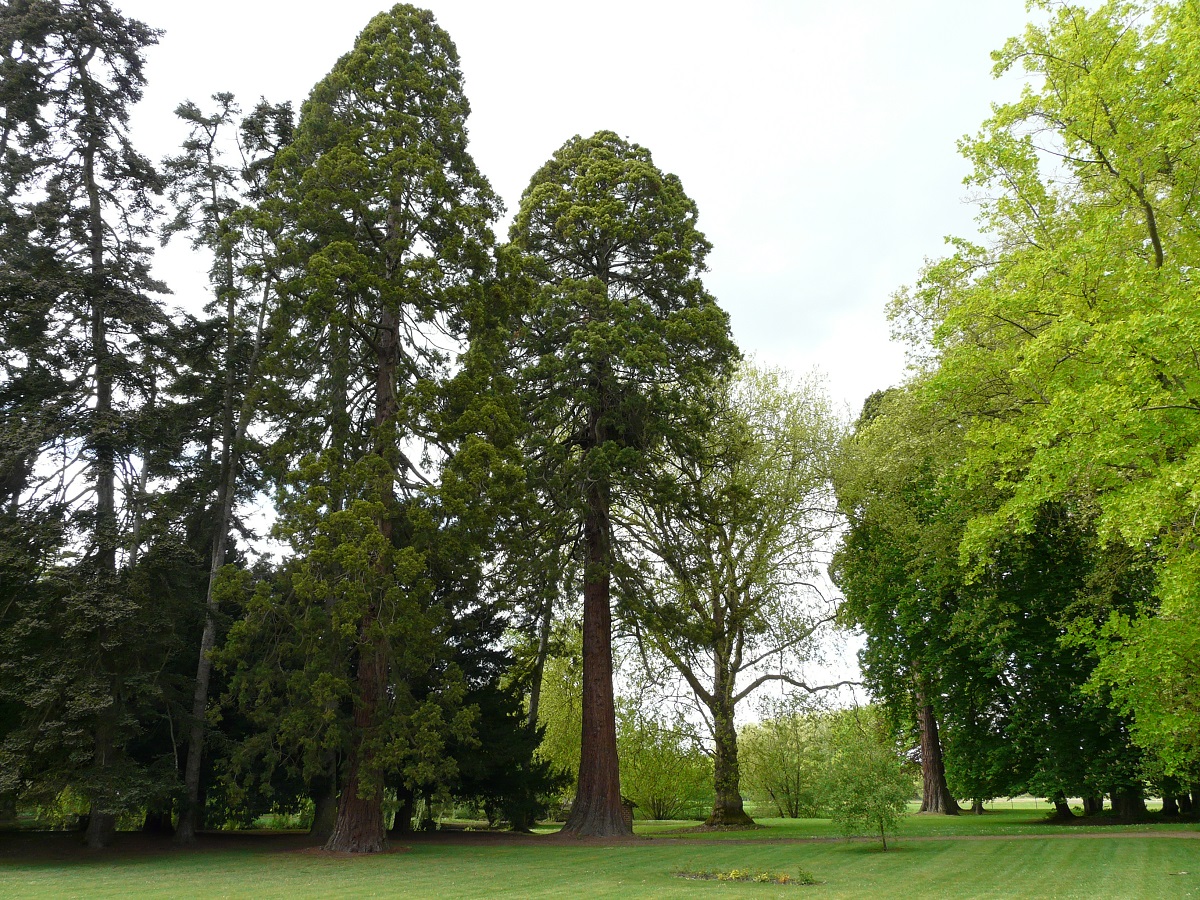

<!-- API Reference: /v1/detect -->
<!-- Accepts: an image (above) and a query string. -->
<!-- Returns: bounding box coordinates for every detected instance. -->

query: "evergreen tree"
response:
[508,131,736,836]
[222,4,507,853]
[0,0,176,849]
[161,91,293,843]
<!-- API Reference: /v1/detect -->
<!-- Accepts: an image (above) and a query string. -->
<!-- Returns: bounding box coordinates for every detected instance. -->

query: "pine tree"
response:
[0,0,174,849]
[161,91,293,843]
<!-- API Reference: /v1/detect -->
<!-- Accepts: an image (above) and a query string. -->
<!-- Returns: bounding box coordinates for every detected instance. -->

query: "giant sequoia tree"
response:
[220,5,505,853]
[509,131,736,836]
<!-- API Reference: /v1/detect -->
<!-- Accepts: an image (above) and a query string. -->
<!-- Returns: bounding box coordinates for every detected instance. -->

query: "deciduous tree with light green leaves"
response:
[622,364,845,827]
[824,707,914,851]
[891,0,1200,785]
[738,703,829,819]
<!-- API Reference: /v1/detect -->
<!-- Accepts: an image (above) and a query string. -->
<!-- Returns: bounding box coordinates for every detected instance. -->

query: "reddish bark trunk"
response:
[561,477,629,837]
[324,636,388,852]
[324,301,399,853]
[916,702,959,815]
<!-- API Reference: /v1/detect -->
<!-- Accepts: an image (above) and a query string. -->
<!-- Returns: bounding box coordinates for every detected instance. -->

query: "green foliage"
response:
[623,362,842,677]
[0,1,204,841]
[531,627,583,797]
[617,708,712,821]
[506,128,737,584]
[621,362,842,814]
[888,0,1200,781]
[214,7,522,849]
[738,706,829,818]
[824,709,914,850]
[834,384,1150,806]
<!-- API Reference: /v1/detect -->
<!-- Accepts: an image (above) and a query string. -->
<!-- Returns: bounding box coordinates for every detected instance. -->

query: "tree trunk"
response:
[82,62,119,853]
[85,713,118,849]
[389,786,414,837]
[0,792,16,826]
[561,470,629,837]
[527,594,553,729]
[126,376,154,569]
[1111,787,1146,823]
[324,300,400,854]
[324,637,387,852]
[84,810,115,849]
[1179,792,1194,816]
[916,701,959,814]
[1162,795,1179,817]
[141,807,174,836]
[971,799,984,815]
[705,675,753,827]
[310,769,338,842]
[1082,795,1104,816]
[178,276,271,845]
[1050,796,1075,821]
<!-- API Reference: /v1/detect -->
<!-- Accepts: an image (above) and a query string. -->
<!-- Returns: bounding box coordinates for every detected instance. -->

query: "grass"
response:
[1,811,1198,899]
[633,807,1200,840]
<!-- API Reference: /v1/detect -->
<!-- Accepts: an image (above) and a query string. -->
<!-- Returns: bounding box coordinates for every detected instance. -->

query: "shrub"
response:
[739,707,829,818]
[618,709,712,820]
[824,708,913,850]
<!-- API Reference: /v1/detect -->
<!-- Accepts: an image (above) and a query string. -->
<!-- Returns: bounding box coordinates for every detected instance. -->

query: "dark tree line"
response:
[833,384,1184,821]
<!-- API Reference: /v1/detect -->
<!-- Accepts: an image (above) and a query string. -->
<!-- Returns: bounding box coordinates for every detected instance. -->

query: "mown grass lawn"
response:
[635,808,1200,840]
[2,814,1197,899]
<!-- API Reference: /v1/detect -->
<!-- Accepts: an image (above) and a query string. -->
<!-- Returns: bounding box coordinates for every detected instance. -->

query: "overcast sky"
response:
[115,0,1036,418]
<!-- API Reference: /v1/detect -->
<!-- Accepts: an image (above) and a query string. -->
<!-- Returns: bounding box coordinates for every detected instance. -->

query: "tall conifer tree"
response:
[227,4,502,853]
[161,93,293,843]
[509,131,736,836]
[0,0,170,849]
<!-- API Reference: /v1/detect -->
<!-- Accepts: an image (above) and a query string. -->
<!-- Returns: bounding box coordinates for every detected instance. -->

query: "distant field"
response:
[2,810,1198,899]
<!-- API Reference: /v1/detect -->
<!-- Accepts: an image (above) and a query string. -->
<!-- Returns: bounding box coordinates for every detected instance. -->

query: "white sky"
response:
[117,0,1035,418]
